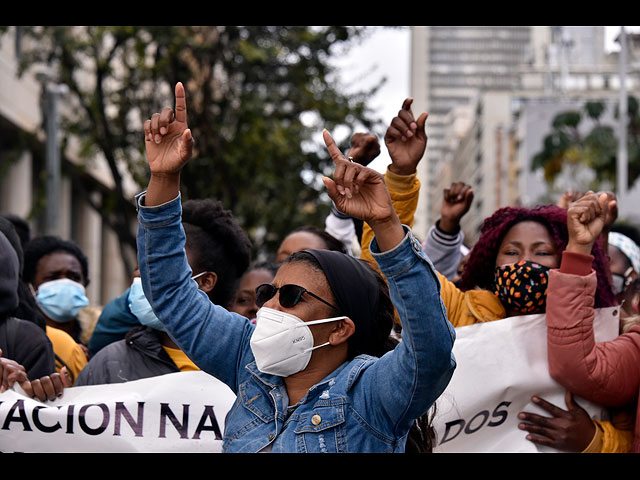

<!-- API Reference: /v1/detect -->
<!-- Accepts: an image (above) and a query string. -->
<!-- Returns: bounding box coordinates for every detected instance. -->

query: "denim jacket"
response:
[136,193,456,453]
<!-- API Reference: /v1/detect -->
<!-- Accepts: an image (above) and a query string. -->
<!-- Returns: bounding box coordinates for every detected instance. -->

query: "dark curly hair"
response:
[23,235,89,286]
[182,198,252,308]
[458,204,616,309]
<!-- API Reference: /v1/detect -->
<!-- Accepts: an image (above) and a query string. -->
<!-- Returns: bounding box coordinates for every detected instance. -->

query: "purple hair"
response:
[458,204,616,309]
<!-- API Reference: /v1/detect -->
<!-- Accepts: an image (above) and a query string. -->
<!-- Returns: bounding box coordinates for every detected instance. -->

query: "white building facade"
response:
[0,27,136,306]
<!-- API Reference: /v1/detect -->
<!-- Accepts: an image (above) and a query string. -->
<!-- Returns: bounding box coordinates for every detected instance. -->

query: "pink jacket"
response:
[546,251,640,452]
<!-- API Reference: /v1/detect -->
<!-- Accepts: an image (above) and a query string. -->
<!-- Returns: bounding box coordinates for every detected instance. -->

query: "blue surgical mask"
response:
[128,277,165,331]
[33,278,89,323]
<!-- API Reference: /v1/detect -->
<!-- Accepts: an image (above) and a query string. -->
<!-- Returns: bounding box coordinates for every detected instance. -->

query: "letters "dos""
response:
[439,401,511,445]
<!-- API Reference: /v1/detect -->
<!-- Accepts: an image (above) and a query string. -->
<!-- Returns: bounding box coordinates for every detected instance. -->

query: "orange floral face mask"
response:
[493,260,549,315]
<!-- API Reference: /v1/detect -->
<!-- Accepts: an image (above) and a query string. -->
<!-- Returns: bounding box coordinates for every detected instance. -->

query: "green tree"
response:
[3,26,384,271]
[531,97,640,193]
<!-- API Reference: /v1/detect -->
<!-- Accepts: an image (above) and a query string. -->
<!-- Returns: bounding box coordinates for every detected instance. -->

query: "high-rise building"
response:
[410,26,535,236]
[409,26,612,238]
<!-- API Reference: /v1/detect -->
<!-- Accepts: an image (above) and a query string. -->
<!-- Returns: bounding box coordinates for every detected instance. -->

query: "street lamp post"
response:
[41,80,68,236]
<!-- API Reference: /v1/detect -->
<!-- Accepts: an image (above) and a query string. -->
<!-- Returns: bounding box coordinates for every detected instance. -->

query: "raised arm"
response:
[357,99,472,327]
[136,82,253,390]
[423,182,473,280]
[322,129,456,426]
[547,192,640,406]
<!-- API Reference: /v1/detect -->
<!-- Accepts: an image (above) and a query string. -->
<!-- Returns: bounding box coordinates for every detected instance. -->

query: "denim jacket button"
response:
[411,237,421,253]
[311,414,321,426]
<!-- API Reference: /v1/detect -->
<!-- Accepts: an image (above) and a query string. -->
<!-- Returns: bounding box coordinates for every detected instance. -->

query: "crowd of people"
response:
[0,82,639,453]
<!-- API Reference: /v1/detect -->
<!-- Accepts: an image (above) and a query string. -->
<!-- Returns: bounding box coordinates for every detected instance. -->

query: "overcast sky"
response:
[330,27,410,171]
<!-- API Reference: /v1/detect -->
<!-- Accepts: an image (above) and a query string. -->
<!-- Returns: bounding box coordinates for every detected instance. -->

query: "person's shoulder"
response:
[463,288,506,324]
[622,321,640,343]
[46,325,86,358]
[45,324,77,344]
[89,336,132,361]
[5,315,40,329]
[8,316,49,341]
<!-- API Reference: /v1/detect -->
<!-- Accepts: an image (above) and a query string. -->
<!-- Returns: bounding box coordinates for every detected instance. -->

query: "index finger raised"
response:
[323,130,348,164]
[174,82,187,124]
[401,98,414,111]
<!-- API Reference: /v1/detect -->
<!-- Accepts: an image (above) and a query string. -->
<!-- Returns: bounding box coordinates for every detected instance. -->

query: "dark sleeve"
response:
[11,318,56,380]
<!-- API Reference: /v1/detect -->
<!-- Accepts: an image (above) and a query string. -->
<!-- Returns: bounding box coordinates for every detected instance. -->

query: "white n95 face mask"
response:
[250,307,347,377]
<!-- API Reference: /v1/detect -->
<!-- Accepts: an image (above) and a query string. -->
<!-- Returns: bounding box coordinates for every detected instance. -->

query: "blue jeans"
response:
[136,193,455,452]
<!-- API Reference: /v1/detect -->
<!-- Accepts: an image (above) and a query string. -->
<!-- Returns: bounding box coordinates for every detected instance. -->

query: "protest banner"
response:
[431,307,620,453]
[0,371,236,452]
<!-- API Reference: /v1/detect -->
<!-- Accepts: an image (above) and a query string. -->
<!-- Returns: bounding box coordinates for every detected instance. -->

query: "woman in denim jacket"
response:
[136,83,456,453]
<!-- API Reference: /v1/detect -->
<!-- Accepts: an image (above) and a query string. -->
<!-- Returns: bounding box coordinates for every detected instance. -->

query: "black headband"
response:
[303,249,380,355]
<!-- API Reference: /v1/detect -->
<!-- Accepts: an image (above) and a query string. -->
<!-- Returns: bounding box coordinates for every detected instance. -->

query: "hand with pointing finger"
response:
[322,129,404,252]
[384,98,428,176]
[143,82,195,206]
[144,82,194,175]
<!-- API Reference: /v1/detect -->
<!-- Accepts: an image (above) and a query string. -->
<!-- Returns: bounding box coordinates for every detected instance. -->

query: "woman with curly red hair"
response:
[457,203,616,316]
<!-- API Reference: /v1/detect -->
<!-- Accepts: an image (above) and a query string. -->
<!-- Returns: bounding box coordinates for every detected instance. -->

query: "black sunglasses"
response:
[255,283,338,310]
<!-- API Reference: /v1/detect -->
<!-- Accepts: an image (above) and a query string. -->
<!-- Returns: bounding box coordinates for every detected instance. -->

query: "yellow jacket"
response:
[46,326,88,385]
[360,167,630,453]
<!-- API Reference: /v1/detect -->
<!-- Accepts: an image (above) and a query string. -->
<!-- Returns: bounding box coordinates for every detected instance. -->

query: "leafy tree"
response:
[2,26,384,271]
[531,96,640,193]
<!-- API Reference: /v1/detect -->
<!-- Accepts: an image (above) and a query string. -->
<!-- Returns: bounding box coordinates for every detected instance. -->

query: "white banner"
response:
[432,307,620,453]
[0,371,236,453]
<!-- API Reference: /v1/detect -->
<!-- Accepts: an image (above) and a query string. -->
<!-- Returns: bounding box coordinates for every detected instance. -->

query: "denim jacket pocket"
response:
[237,379,276,422]
[294,402,346,433]
[292,400,347,453]
[224,379,276,444]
